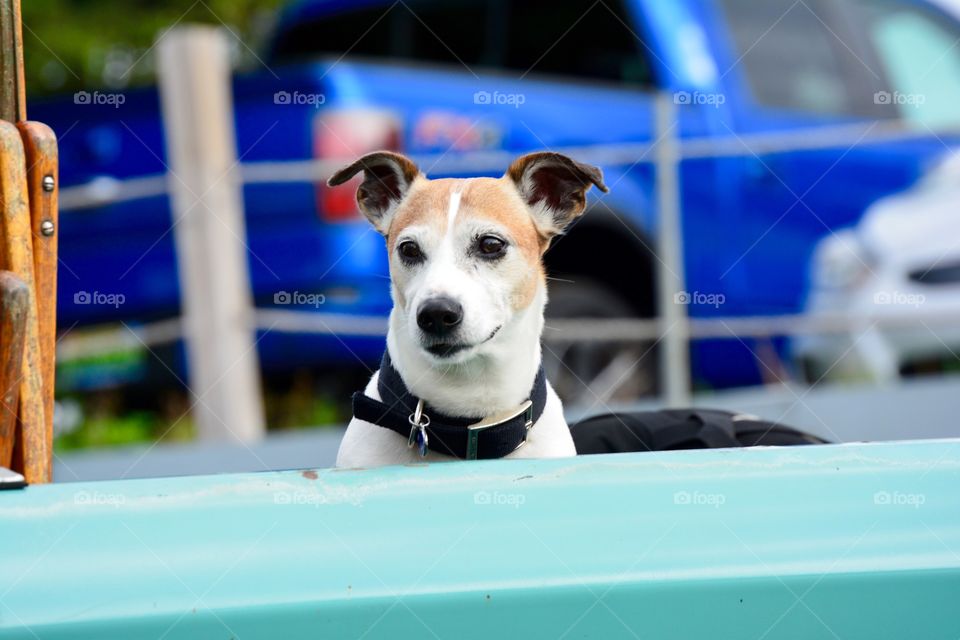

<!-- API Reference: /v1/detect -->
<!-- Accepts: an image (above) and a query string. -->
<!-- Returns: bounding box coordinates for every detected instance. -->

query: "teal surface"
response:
[2,440,959,639]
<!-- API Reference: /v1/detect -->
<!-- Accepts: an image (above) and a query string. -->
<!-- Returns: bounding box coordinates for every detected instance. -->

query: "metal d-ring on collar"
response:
[408,399,430,457]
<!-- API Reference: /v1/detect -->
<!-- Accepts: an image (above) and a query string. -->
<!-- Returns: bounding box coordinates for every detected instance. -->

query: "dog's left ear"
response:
[327,151,421,234]
[506,152,608,237]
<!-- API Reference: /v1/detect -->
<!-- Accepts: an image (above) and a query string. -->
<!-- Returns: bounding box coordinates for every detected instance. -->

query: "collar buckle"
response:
[465,400,533,460]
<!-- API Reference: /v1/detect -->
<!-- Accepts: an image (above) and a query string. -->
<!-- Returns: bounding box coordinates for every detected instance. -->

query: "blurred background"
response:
[21,0,960,480]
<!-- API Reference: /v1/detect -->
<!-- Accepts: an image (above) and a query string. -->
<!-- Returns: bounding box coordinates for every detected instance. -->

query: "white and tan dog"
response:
[329,151,607,468]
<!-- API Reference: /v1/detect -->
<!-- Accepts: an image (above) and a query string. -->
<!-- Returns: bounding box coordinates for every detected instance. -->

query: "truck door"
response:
[711,0,960,314]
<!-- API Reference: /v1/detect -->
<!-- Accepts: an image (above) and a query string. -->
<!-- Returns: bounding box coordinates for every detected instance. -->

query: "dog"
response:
[328,150,608,468]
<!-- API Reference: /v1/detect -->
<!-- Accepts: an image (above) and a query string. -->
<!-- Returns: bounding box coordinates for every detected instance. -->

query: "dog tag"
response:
[408,399,430,458]
[415,427,429,457]
[407,425,418,449]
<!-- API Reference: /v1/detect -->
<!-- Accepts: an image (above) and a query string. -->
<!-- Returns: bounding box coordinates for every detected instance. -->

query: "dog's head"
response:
[328,151,608,362]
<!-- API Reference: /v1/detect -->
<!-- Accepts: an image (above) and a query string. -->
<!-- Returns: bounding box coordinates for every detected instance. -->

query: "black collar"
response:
[351,350,547,460]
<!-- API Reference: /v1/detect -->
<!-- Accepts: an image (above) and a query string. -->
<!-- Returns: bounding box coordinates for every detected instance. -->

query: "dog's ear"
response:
[506,152,608,237]
[327,151,421,234]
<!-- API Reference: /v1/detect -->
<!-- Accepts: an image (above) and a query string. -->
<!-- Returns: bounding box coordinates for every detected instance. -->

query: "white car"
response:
[795,152,960,382]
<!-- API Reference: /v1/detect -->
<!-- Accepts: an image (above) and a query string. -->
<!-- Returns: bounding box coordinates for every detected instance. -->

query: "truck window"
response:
[855,0,960,128]
[269,1,510,69]
[502,0,652,85]
[404,0,493,67]
[271,4,398,62]
[271,0,652,86]
[718,0,885,117]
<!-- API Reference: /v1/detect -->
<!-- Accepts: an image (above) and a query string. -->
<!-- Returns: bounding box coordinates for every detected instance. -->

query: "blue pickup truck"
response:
[30,0,960,398]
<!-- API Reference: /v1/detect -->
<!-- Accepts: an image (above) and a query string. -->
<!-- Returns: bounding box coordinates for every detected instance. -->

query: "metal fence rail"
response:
[56,308,960,359]
[58,118,960,210]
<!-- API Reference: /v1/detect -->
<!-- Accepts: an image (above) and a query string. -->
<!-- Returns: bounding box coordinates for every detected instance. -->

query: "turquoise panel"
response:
[1,439,959,638]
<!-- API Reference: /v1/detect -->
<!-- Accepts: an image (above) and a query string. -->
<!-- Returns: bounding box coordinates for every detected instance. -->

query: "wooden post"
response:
[0,0,26,123]
[157,26,265,442]
[0,121,48,481]
[0,0,57,482]
[0,270,27,467]
[18,122,58,449]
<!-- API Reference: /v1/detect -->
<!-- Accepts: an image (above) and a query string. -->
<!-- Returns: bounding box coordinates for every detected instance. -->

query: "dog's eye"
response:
[398,240,424,263]
[477,235,506,258]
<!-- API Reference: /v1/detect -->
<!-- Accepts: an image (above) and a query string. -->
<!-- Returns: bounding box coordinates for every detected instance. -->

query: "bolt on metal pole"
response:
[654,93,692,406]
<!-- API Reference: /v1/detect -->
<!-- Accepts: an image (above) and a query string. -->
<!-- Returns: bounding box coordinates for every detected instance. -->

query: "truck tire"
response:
[544,278,657,407]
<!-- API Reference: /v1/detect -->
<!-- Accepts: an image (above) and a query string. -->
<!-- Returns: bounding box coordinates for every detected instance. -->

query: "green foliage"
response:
[55,407,196,451]
[53,376,346,451]
[263,375,344,430]
[20,0,286,96]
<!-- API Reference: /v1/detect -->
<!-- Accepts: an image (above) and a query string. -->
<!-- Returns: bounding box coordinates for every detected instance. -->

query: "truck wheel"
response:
[544,278,657,407]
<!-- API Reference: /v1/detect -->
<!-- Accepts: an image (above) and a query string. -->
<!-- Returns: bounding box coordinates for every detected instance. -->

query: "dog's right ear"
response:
[327,151,420,234]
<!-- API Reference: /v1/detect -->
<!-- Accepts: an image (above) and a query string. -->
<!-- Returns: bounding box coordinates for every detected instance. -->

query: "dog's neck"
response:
[386,286,546,419]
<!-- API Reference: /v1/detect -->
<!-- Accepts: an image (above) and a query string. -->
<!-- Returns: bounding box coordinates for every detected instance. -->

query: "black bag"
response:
[570,408,828,455]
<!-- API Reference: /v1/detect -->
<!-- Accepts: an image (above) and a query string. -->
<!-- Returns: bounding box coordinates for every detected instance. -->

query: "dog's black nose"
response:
[417,297,463,336]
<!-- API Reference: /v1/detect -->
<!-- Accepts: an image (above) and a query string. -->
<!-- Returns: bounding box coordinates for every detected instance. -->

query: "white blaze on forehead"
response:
[418,179,473,302]
[445,179,470,236]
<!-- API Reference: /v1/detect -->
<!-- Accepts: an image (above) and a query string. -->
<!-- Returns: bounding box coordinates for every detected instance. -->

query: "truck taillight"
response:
[315,110,402,222]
